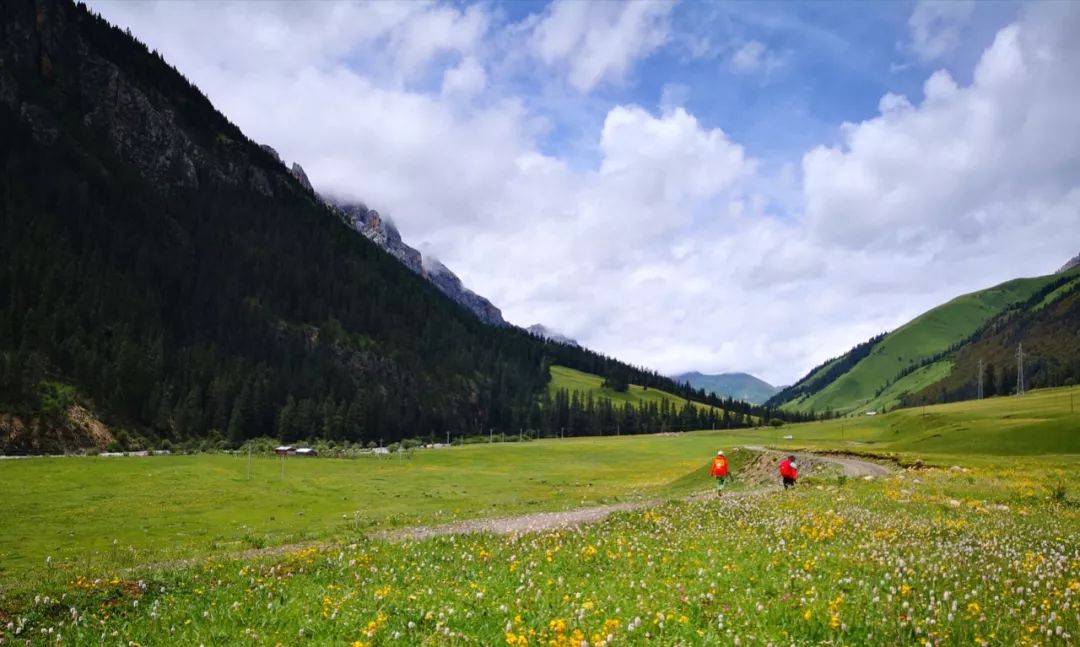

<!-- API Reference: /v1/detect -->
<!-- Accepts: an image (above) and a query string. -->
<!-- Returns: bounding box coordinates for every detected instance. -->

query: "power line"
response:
[977,358,984,400]
[1016,343,1025,396]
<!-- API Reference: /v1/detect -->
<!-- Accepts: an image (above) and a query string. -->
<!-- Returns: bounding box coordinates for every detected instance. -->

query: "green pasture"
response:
[8,447,1078,646]
[4,385,1079,592]
[786,272,1064,414]
[0,432,754,589]
[549,365,726,414]
[763,384,1080,461]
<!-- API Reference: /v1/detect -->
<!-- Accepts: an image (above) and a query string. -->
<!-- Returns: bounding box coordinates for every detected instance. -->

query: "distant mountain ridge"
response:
[328,199,507,327]
[674,371,778,404]
[247,147,509,329]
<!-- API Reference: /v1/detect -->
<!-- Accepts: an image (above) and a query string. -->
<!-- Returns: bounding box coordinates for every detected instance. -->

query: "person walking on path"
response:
[710,450,730,496]
[779,455,798,489]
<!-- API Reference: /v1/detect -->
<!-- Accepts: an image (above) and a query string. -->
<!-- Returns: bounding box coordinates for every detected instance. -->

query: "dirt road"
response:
[741,445,893,478]
[134,447,896,570]
[377,447,893,541]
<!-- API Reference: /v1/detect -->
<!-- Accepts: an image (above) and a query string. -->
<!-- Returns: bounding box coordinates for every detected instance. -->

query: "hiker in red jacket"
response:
[710,450,730,496]
[779,455,798,489]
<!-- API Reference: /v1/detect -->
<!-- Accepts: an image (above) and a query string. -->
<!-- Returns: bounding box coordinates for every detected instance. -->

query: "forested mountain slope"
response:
[0,0,758,453]
[903,275,1080,407]
[768,268,1080,415]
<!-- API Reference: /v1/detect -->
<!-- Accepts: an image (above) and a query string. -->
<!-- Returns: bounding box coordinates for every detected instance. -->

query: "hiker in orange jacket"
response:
[710,450,730,496]
[779,455,798,489]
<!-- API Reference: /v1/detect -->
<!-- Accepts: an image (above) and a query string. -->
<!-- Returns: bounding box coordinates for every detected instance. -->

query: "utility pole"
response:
[1016,344,1025,396]
[977,358,984,400]
[446,430,450,446]
[489,427,493,443]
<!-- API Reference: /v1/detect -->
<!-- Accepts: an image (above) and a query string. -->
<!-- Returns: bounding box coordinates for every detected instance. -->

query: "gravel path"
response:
[742,445,893,478]
[133,447,895,570]
[377,447,893,541]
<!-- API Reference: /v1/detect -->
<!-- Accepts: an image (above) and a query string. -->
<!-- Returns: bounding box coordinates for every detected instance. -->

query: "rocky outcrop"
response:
[338,204,424,274]
[1059,253,1080,274]
[423,257,506,327]
[260,143,282,163]
[290,163,313,193]
[527,324,580,347]
[1,404,112,455]
[329,199,507,326]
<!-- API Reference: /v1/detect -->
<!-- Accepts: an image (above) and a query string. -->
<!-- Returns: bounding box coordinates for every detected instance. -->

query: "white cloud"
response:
[804,4,1080,261]
[441,56,487,97]
[907,0,975,61]
[730,40,785,75]
[85,1,1080,387]
[390,3,488,77]
[530,0,673,92]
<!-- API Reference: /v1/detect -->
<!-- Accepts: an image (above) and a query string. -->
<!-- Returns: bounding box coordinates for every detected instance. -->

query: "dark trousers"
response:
[782,476,796,489]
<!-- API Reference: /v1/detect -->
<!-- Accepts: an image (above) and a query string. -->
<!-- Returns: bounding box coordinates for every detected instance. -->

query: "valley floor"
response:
[1,387,1079,644]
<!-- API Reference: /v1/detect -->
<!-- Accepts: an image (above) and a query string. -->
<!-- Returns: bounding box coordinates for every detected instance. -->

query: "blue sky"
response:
[91,0,1080,384]
[519,1,1022,167]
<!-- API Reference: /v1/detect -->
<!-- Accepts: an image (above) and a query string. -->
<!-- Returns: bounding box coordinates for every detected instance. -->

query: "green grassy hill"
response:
[748,384,1080,458]
[549,366,722,412]
[903,278,1080,406]
[774,269,1078,415]
[673,371,778,404]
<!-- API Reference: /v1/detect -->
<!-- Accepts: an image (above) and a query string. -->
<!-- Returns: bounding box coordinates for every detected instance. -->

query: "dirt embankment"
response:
[0,404,112,455]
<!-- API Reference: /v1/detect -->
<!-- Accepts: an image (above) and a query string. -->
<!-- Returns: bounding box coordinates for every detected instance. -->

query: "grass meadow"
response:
[547,366,724,414]
[2,387,1079,644]
[0,433,754,590]
[784,271,1072,415]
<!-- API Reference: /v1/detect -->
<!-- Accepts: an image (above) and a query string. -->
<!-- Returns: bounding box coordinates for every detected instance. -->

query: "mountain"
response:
[1060,253,1080,274]
[768,262,1080,415]
[674,372,778,404]
[0,0,740,453]
[527,324,580,347]
[901,273,1080,407]
[330,200,506,326]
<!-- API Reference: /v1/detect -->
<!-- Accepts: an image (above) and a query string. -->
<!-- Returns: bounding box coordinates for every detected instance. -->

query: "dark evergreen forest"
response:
[0,1,794,453]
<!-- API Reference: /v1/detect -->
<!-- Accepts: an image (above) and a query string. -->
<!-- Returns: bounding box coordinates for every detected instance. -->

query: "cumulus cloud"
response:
[441,56,487,97]
[804,3,1080,260]
[530,0,673,92]
[907,0,976,61]
[86,1,1080,385]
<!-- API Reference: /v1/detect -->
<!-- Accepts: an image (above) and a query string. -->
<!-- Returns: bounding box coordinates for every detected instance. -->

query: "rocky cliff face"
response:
[1059,253,1080,274]
[0,0,302,201]
[331,200,507,326]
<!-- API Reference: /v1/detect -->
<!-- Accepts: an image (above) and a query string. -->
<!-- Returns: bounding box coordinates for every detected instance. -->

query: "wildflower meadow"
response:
[3,458,1077,645]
